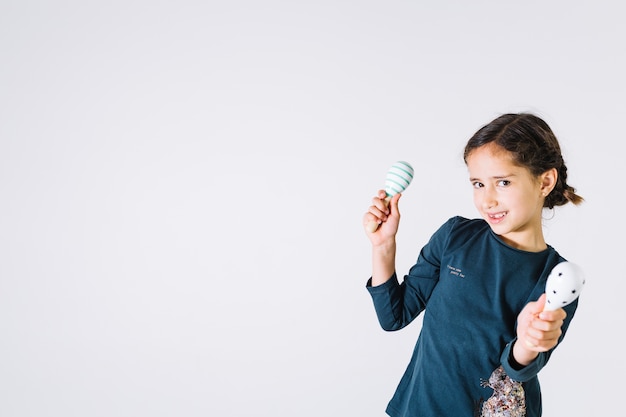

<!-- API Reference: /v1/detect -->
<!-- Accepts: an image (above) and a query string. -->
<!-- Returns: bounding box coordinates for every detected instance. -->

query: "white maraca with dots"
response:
[543,261,586,311]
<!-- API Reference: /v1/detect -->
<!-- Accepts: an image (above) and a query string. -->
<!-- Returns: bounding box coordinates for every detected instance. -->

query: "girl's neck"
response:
[498,232,547,252]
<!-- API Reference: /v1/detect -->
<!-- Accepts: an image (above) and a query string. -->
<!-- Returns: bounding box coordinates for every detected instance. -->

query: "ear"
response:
[540,168,558,196]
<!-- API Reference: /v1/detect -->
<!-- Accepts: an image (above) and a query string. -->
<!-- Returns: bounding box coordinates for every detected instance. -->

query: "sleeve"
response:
[365,217,458,331]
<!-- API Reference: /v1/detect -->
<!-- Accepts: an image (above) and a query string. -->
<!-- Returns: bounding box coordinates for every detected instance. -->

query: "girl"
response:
[363,113,583,417]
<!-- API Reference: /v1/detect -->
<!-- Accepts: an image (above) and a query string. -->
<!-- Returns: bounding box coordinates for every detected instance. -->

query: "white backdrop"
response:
[1,1,623,416]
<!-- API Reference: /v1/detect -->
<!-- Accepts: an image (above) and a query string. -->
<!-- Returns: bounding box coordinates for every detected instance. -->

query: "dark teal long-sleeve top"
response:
[366,216,579,417]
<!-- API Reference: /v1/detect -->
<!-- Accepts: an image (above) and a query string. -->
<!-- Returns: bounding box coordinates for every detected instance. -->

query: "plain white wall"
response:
[1,1,623,416]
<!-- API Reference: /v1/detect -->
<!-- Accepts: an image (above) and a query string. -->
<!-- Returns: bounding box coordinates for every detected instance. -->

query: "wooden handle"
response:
[365,220,381,233]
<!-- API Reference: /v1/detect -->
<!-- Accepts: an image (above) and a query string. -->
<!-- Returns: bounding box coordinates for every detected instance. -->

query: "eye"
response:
[497,179,511,187]
[472,181,484,189]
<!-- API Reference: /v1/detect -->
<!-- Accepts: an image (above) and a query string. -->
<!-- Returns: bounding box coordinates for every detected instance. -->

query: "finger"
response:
[538,308,567,322]
[371,196,390,214]
[367,204,389,221]
[524,339,539,349]
[525,324,562,350]
[531,324,561,338]
[363,212,380,226]
[523,333,556,352]
[524,340,550,352]
[529,316,560,332]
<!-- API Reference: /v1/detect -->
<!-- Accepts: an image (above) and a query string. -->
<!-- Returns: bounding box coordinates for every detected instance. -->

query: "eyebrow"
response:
[469,173,516,182]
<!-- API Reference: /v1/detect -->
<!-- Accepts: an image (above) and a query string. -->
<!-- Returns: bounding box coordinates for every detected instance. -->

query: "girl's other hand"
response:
[513,293,567,365]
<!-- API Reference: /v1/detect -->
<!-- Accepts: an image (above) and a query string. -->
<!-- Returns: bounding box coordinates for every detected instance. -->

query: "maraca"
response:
[366,161,414,233]
[543,261,586,311]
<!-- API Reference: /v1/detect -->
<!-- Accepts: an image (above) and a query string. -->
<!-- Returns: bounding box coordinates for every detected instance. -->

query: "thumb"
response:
[522,293,546,319]
[534,293,547,313]
[388,193,402,216]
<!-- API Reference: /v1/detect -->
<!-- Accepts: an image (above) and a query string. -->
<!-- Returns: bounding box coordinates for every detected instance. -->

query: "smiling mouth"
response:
[488,211,508,220]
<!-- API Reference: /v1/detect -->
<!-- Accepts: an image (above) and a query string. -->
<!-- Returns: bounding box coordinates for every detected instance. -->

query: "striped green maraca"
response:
[366,161,414,233]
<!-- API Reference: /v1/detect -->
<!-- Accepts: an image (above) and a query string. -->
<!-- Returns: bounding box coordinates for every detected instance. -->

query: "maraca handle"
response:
[365,196,391,233]
[366,219,382,233]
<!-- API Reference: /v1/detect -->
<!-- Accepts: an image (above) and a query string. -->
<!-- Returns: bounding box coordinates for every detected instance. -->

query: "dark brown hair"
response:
[463,113,583,208]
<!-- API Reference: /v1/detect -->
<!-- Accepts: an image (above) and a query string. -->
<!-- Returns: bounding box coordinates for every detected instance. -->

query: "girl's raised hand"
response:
[363,190,402,245]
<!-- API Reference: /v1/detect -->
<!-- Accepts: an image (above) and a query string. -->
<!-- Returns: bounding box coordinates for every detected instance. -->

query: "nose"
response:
[481,188,497,210]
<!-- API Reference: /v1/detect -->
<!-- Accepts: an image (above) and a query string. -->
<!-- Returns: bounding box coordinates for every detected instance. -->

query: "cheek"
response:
[472,192,481,209]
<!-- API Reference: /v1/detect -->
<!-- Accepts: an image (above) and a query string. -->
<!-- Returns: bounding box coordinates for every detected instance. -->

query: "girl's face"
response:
[466,142,554,252]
